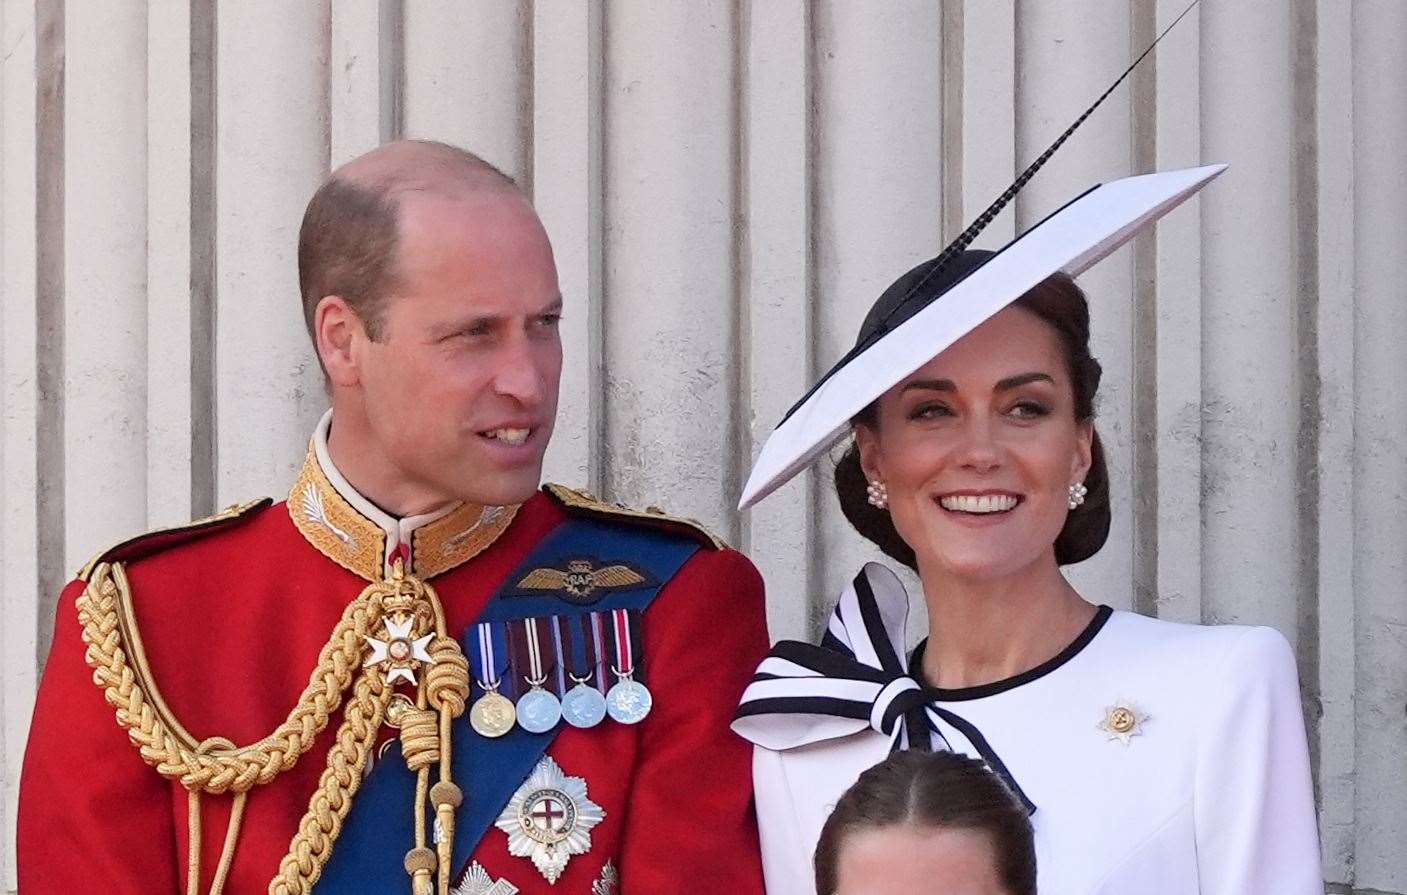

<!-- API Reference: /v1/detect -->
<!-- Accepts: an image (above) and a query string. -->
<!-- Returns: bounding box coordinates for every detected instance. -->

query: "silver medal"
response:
[516,683,562,733]
[561,681,608,728]
[605,677,652,724]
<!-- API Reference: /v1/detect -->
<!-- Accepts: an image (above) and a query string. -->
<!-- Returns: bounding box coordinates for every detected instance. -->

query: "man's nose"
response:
[493,337,546,405]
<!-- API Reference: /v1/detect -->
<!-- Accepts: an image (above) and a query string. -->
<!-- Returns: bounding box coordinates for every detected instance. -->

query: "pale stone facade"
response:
[2,2,1403,891]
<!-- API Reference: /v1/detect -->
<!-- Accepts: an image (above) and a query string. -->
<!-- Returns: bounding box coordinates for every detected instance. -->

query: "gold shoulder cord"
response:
[77,558,470,895]
[543,482,727,549]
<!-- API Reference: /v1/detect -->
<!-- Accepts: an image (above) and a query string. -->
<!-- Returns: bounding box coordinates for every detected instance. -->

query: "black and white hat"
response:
[737,1,1220,511]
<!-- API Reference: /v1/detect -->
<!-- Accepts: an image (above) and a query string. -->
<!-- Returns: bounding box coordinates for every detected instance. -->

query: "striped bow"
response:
[732,563,1034,813]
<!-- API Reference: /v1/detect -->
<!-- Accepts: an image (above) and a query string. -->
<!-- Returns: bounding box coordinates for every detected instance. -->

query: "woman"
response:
[732,170,1323,894]
[815,749,1036,895]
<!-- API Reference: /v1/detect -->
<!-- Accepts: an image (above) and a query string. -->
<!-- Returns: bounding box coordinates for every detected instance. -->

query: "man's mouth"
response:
[478,427,532,447]
[936,493,1021,515]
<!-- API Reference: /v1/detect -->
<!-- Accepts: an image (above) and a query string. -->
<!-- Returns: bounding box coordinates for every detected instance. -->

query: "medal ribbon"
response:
[562,614,597,684]
[589,612,609,693]
[521,617,552,685]
[549,615,568,696]
[469,621,508,691]
[609,608,643,679]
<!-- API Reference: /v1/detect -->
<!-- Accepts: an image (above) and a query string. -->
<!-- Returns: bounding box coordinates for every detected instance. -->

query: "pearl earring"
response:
[1068,482,1088,510]
[866,480,889,510]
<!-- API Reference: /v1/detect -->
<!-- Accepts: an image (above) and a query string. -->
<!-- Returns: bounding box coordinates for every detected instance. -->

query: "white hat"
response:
[738,164,1226,511]
[738,0,1217,511]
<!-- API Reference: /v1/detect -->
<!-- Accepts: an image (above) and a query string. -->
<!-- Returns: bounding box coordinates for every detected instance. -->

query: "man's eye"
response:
[537,313,562,328]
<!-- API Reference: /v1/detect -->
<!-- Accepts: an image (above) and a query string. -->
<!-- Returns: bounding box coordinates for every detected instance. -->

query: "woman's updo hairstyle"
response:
[813,749,1036,895]
[834,250,1110,567]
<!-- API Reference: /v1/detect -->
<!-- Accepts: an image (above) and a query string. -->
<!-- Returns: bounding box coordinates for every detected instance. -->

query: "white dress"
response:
[733,563,1323,895]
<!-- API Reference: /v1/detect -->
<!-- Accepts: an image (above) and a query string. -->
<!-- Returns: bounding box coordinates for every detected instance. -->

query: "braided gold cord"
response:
[76,561,389,794]
[77,555,472,895]
[269,670,394,895]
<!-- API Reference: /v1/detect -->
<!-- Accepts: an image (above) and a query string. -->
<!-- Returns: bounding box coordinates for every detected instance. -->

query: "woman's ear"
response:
[1071,419,1094,483]
[855,423,884,484]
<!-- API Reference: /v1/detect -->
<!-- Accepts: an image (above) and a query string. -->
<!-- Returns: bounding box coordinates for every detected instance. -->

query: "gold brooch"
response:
[1097,699,1150,745]
[516,558,648,603]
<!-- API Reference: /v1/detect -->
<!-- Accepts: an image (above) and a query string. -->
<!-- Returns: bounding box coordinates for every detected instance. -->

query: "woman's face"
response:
[856,305,1092,582]
[835,825,1010,895]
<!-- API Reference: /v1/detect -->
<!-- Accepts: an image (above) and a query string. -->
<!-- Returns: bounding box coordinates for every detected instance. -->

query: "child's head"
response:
[814,750,1036,895]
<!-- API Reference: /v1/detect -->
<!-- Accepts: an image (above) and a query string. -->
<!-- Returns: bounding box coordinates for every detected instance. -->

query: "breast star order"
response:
[364,615,435,685]
[1097,699,1150,745]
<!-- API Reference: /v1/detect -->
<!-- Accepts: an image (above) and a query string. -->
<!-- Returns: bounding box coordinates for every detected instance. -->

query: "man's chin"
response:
[456,471,543,508]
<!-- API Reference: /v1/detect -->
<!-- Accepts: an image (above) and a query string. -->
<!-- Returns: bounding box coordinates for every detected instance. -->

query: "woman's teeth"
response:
[482,428,531,446]
[939,494,1018,514]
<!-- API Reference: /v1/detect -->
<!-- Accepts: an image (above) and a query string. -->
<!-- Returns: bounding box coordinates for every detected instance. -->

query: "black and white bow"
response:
[732,563,1034,813]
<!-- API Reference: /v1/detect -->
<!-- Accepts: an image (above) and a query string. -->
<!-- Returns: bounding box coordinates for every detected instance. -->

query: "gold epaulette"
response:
[77,497,272,581]
[542,483,727,550]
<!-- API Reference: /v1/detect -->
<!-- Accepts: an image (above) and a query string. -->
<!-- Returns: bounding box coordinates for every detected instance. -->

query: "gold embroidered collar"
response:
[288,412,519,581]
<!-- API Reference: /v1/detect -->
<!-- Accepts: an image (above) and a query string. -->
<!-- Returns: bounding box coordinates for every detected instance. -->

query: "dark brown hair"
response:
[814,750,1036,895]
[835,271,1110,568]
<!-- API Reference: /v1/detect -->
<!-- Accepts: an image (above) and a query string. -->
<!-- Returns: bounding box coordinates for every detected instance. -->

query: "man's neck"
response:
[324,409,456,519]
[916,554,1096,690]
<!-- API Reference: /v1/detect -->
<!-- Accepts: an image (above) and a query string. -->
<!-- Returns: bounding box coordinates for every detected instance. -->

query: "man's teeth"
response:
[484,428,530,446]
[939,494,1018,514]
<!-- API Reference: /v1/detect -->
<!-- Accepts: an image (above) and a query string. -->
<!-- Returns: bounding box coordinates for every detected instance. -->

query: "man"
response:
[19,141,768,894]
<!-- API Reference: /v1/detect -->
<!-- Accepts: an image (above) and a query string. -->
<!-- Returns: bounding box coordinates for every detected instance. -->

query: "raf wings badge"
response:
[515,558,653,604]
[1097,699,1151,746]
[495,756,605,883]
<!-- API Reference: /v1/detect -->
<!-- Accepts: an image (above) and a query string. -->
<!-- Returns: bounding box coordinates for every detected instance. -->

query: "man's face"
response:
[351,189,562,508]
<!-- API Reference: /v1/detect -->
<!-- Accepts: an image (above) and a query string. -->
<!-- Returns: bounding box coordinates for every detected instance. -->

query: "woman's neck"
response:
[916,554,1096,691]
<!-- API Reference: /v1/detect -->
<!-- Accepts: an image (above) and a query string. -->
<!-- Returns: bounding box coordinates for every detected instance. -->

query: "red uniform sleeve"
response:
[18,578,179,894]
[618,547,769,892]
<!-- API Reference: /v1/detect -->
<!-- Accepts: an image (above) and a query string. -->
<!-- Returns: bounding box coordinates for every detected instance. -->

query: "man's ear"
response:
[855,423,885,485]
[315,295,364,389]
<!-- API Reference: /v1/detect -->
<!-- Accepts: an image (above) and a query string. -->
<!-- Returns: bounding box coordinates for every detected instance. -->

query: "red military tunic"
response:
[19,417,768,894]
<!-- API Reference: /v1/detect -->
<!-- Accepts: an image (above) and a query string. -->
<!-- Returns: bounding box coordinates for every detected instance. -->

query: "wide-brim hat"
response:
[737,163,1226,511]
[737,0,1219,512]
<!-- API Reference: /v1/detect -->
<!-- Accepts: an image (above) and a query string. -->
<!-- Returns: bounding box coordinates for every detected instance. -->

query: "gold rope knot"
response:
[397,707,441,771]
[425,637,470,717]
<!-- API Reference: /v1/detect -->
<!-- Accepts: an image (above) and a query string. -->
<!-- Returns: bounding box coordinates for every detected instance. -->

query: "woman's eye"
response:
[1008,400,1051,419]
[909,403,952,421]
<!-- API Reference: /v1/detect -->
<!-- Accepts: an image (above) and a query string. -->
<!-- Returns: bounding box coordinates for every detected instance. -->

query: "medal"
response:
[560,615,607,729]
[494,755,605,883]
[514,618,562,734]
[468,621,516,738]
[606,678,652,724]
[563,678,609,728]
[604,608,652,724]
[516,684,562,733]
[471,690,517,738]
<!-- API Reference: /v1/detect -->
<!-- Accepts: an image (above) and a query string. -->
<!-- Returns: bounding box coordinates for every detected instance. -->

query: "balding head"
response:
[297,140,524,345]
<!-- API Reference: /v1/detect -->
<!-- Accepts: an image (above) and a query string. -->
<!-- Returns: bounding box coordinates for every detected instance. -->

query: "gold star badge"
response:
[1097,699,1150,745]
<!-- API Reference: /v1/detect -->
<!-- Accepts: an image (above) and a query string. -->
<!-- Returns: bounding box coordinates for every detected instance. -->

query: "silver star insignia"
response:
[452,862,519,895]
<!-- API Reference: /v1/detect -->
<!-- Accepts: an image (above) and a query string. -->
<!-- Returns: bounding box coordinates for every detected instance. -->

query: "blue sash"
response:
[315,517,701,892]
